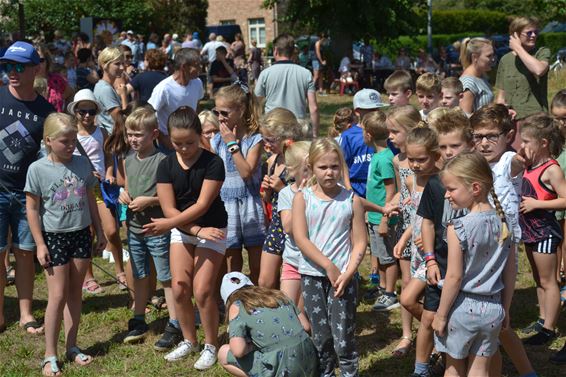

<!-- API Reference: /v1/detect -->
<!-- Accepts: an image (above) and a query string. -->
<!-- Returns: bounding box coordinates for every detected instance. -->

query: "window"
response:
[248,18,266,48]
[220,19,236,25]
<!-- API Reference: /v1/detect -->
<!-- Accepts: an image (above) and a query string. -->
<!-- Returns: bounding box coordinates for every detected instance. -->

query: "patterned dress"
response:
[410,179,426,281]
[397,166,414,259]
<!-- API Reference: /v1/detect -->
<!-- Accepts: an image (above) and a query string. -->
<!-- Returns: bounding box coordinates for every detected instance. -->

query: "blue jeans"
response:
[0,190,35,252]
[127,230,171,282]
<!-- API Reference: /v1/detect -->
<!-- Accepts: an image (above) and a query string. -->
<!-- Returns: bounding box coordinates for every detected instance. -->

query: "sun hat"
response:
[220,272,254,305]
[67,89,102,115]
[0,41,41,65]
[353,88,387,110]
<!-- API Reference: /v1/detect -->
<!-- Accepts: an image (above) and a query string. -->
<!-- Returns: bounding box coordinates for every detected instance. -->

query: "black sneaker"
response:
[154,322,183,351]
[523,327,556,346]
[550,342,566,364]
[123,318,148,344]
[521,318,544,334]
[363,286,384,303]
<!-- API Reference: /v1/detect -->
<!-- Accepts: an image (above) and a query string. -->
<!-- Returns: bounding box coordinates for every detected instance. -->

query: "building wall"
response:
[207,0,277,48]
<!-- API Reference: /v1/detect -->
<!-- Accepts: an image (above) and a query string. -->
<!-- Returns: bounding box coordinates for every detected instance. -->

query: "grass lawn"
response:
[2,73,566,376]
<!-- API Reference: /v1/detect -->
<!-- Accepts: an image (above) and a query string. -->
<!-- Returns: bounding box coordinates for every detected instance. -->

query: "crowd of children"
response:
[3,39,566,377]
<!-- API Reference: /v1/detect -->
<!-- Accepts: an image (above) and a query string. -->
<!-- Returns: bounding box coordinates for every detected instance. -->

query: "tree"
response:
[0,0,207,40]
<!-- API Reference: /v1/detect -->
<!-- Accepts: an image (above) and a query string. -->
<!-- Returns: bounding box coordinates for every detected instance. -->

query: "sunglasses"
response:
[212,108,231,118]
[523,30,539,38]
[2,62,28,73]
[77,109,97,116]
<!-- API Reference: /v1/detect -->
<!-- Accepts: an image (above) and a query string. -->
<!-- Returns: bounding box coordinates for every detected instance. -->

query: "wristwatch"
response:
[228,144,240,154]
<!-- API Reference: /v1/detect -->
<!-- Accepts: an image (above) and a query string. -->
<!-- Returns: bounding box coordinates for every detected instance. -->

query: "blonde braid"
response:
[490,188,510,243]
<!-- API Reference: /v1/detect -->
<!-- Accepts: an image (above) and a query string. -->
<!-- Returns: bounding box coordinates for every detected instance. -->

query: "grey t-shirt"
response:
[24,156,98,232]
[459,75,493,113]
[94,80,121,133]
[254,61,315,119]
[125,150,166,234]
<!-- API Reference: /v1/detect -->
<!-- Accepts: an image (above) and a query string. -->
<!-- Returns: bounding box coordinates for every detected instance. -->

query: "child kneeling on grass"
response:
[218,272,318,377]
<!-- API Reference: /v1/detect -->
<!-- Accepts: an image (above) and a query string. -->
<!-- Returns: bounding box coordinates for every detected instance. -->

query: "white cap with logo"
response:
[353,89,387,110]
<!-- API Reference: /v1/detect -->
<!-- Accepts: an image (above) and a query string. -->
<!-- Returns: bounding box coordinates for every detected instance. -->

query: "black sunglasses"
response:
[2,62,27,73]
[523,30,539,38]
[77,109,97,116]
[212,108,231,118]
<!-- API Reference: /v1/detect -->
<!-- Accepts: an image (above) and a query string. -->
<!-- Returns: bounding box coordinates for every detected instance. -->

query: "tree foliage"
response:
[0,0,207,39]
[263,0,427,40]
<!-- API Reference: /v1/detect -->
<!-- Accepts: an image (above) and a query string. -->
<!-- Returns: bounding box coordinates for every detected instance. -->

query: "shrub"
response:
[430,10,510,34]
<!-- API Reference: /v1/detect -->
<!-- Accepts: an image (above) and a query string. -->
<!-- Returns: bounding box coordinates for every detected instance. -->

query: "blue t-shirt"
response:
[339,124,374,198]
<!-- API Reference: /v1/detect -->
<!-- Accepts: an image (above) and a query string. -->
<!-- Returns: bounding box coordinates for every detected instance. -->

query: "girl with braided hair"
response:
[432,151,515,377]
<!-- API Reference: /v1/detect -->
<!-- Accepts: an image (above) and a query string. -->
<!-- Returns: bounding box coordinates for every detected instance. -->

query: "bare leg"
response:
[497,327,534,376]
[399,259,413,340]
[383,262,398,293]
[225,248,243,274]
[193,247,224,346]
[162,281,175,319]
[467,354,490,377]
[170,243,197,344]
[258,252,282,289]
[97,203,124,275]
[532,251,560,330]
[399,278,426,321]
[246,246,262,285]
[44,264,70,362]
[133,276,150,315]
[415,310,435,364]
[444,354,466,377]
[63,258,91,364]
[15,249,43,332]
[525,247,545,322]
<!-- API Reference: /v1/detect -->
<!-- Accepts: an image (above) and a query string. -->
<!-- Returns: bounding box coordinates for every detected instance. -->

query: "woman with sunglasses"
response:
[495,16,551,149]
[67,89,110,295]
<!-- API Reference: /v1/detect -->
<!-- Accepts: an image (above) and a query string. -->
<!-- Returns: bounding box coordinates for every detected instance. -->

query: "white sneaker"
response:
[193,344,217,370]
[102,250,111,260]
[164,340,199,362]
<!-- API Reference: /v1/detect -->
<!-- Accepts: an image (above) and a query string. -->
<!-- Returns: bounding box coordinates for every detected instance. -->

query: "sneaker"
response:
[154,323,183,351]
[194,344,217,370]
[123,318,148,344]
[164,340,199,362]
[372,293,400,311]
[523,328,556,346]
[521,318,544,334]
[363,286,384,303]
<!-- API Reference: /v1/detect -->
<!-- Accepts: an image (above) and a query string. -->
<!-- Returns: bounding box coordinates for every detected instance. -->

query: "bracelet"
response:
[195,227,202,237]
[226,141,238,147]
[423,252,436,262]
[228,144,240,154]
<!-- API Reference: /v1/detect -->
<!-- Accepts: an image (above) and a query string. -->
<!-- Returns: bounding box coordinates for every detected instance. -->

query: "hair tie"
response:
[283,139,294,148]
[234,79,249,95]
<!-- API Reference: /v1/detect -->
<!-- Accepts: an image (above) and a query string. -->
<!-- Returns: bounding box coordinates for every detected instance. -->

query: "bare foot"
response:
[67,347,93,366]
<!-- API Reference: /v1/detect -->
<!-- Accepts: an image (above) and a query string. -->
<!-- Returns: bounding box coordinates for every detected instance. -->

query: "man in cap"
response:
[0,41,55,335]
[339,88,388,198]
[121,30,141,66]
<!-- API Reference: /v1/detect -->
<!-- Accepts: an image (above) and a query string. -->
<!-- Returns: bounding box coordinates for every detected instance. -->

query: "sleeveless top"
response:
[299,186,353,277]
[211,132,262,200]
[73,127,106,178]
[520,159,563,243]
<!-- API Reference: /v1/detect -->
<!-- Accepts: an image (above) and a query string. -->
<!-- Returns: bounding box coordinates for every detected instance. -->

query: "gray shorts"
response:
[368,223,396,265]
[434,292,504,359]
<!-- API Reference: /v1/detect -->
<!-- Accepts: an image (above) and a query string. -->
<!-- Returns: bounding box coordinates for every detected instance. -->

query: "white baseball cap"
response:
[220,272,254,304]
[353,88,387,110]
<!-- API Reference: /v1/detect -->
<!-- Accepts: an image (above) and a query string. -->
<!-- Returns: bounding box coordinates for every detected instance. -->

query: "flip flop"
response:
[41,356,61,376]
[66,346,93,366]
[22,320,44,335]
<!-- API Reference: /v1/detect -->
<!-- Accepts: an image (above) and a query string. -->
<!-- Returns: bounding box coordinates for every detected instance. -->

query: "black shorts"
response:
[423,284,441,312]
[43,227,92,267]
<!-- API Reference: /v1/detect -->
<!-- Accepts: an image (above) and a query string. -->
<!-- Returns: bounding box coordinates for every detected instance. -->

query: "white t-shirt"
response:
[490,151,522,243]
[339,57,351,73]
[148,76,204,135]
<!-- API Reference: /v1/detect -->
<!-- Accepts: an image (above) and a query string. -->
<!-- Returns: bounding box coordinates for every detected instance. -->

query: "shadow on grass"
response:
[3,295,47,324]
[82,292,131,315]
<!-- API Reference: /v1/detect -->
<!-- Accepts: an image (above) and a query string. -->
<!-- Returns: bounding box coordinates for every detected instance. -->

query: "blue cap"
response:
[192,32,199,38]
[0,41,40,65]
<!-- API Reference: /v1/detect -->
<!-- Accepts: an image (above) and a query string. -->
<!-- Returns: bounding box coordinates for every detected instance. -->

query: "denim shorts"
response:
[312,59,321,71]
[0,190,35,252]
[170,227,226,255]
[368,223,396,265]
[128,230,171,282]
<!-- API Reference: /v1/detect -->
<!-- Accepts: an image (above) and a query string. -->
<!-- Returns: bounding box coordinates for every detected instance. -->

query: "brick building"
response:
[206,0,281,49]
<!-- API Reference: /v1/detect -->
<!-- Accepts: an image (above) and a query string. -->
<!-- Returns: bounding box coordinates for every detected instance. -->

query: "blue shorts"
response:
[224,196,266,249]
[0,190,35,252]
[312,59,321,71]
[128,231,171,282]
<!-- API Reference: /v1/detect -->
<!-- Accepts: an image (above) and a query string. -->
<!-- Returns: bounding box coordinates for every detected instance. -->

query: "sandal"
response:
[66,346,93,366]
[21,320,44,335]
[149,296,167,311]
[41,356,61,376]
[82,279,104,295]
[392,336,412,357]
[116,272,128,291]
